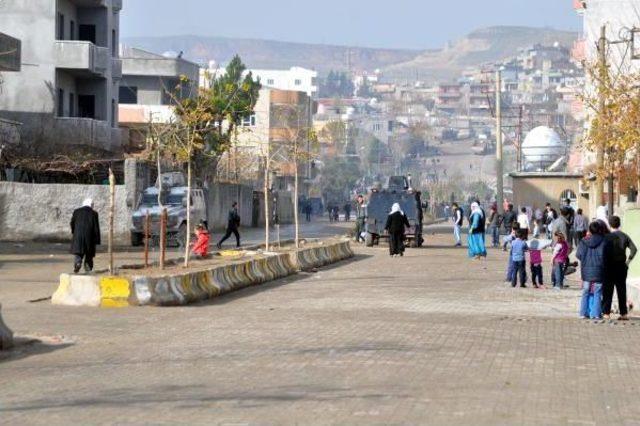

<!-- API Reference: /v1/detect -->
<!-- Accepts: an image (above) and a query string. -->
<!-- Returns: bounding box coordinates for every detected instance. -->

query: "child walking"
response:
[191,223,210,259]
[551,231,569,290]
[527,238,549,288]
[511,229,529,288]
[504,222,521,283]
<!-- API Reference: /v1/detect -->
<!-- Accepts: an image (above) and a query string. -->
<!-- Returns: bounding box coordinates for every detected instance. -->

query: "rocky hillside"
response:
[121,35,421,74]
[123,26,578,81]
[384,26,578,82]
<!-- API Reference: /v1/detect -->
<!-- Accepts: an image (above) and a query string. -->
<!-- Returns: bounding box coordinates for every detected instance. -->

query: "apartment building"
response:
[0,0,124,152]
[118,47,200,152]
[246,67,318,98]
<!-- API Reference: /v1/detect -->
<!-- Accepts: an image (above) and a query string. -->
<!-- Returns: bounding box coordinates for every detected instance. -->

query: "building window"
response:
[57,88,64,117]
[311,77,317,86]
[295,79,302,86]
[112,29,117,56]
[560,189,577,208]
[267,79,275,85]
[241,114,256,127]
[69,93,75,117]
[388,121,394,132]
[70,21,75,40]
[111,99,116,127]
[57,13,65,40]
[372,123,381,132]
[119,86,138,104]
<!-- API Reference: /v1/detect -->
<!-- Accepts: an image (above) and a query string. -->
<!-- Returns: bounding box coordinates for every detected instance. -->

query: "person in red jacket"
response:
[191,224,210,258]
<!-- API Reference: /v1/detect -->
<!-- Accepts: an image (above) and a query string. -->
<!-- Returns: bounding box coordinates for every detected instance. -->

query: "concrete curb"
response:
[0,304,14,350]
[52,240,353,308]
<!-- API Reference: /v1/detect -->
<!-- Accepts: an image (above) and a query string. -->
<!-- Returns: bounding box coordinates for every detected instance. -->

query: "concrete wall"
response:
[511,175,589,217]
[0,181,131,243]
[206,183,257,230]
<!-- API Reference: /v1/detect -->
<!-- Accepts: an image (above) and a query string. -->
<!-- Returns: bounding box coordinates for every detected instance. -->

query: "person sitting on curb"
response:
[192,223,210,259]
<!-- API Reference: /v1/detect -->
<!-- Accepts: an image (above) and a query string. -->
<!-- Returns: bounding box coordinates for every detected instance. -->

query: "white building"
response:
[246,67,318,98]
[0,0,125,152]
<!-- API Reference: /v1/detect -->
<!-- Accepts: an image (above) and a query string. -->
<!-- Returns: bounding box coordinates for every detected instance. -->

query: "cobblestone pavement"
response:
[3,225,640,425]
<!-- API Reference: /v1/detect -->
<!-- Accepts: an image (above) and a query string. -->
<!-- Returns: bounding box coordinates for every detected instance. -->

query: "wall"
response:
[206,183,257,230]
[0,181,131,243]
[511,174,589,217]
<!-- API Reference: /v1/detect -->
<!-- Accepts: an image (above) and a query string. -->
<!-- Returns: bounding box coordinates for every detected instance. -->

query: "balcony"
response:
[54,41,109,77]
[0,33,21,72]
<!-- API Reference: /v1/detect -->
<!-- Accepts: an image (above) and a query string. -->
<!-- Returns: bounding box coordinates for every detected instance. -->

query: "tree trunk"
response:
[264,155,270,251]
[184,144,192,268]
[294,143,300,249]
[108,167,115,274]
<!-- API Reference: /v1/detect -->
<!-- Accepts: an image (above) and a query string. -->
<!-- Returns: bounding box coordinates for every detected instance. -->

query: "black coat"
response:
[385,211,411,235]
[70,206,101,256]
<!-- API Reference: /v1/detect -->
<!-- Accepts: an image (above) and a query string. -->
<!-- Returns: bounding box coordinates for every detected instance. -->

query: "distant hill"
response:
[384,26,579,82]
[122,35,422,74]
[123,26,578,81]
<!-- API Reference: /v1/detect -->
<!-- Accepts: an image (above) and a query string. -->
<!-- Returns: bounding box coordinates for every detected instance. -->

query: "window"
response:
[372,123,381,132]
[70,21,75,40]
[119,86,138,104]
[388,121,394,132]
[111,99,116,127]
[57,13,65,39]
[560,189,577,209]
[112,29,117,56]
[68,93,75,117]
[241,114,256,127]
[267,79,275,85]
[311,77,317,86]
[294,79,302,86]
[57,88,64,117]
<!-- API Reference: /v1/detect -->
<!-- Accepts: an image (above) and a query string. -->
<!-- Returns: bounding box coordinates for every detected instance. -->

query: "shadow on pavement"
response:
[0,337,74,364]
[187,254,371,308]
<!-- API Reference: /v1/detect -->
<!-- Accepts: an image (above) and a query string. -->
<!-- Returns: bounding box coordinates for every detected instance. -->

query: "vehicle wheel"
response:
[131,232,143,247]
[365,232,374,247]
[176,223,188,248]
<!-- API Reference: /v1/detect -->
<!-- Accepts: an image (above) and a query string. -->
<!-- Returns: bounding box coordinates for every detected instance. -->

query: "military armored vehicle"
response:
[130,173,207,247]
[364,176,424,248]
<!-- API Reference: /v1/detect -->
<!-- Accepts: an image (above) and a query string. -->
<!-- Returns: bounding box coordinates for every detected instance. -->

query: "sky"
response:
[121,0,581,50]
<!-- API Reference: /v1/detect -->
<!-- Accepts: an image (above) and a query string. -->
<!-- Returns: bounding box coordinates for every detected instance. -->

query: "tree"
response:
[319,71,355,98]
[320,157,362,205]
[582,63,640,213]
[163,56,261,266]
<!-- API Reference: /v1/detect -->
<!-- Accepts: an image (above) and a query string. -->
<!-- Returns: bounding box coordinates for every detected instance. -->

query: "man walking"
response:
[354,195,367,242]
[502,204,517,235]
[574,208,588,245]
[70,198,101,273]
[344,202,352,222]
[603,216,637,320]
[217,202,241,249]
[452,202,464,247]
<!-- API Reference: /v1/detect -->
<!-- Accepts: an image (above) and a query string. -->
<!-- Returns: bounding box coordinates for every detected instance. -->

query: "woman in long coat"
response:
[468,202,487,259]
[70,198,101,273]
[385,203,410,257]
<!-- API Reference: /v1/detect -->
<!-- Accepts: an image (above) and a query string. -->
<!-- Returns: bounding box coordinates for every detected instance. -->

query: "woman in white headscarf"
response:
[385,202,410,257]
[468,202,487,259]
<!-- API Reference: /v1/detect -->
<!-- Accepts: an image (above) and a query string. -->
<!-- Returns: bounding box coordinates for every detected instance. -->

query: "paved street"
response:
[3,223,640,424]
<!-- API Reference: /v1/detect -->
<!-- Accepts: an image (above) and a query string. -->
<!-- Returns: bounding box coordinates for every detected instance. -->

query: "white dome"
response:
[522,126,565,169]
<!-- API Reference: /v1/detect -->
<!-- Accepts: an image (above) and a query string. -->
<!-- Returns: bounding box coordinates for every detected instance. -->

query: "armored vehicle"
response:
[130,173,207,247]
[364,176,424,248]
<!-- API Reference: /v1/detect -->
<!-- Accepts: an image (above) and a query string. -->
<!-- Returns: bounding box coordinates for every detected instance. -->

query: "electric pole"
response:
[495,69,504,212]
[596,25,606,212]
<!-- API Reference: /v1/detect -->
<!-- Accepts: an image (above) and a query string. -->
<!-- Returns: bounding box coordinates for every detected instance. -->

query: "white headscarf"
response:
[471,202,484,218]
[82,198,94,208]
[390,203,403,215]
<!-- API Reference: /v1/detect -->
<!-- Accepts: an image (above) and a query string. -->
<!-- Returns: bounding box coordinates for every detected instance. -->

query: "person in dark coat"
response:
[70,198,101,273]
[217,202,241,249]
[385,203,410,257]
[576,221,608,319]
[603,215,638,320]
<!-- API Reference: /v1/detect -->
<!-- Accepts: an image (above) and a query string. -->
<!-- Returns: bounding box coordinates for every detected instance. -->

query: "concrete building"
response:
[0,0,124,153]
[225,88,314,186]
[118,47,200,152]
[246,67,318,98]
[0,32,22,147]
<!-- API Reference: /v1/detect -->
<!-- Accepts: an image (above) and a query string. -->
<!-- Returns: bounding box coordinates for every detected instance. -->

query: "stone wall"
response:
[0,181,131,243]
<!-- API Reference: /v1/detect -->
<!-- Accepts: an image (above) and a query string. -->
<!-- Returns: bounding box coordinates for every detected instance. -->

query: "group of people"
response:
[70,200,243,272]
[448,198,637,320]
[327,203,353,223]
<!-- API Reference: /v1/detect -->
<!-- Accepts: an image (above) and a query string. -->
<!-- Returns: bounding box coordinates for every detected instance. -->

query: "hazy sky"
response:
[121,0,581,50]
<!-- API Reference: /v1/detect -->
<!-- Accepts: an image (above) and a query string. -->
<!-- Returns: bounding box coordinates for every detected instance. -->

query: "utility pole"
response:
[495,69,504,212]
[596,25,607,212]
